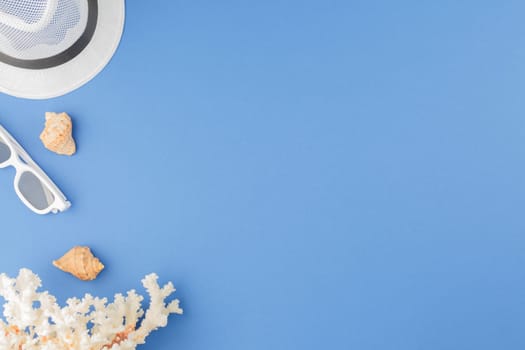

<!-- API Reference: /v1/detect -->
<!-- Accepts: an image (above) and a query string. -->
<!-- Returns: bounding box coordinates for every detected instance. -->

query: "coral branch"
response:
[0,269,182,350]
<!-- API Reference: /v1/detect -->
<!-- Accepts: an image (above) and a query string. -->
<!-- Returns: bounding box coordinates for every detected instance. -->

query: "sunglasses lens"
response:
[18,171,55,211]
[0,139,10,164]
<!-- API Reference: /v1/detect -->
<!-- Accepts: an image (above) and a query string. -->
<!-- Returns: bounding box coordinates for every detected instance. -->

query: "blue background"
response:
[0,0,524,349]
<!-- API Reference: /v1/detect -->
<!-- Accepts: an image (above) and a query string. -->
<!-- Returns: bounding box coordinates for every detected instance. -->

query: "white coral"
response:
[0,269,183,350]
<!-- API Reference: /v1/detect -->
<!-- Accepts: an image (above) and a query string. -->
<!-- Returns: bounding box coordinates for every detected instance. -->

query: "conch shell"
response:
[53,246,104,281]
[40,112,76,156]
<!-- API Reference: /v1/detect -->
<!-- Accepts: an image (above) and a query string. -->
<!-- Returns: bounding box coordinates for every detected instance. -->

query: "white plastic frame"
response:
[0,125,70,214]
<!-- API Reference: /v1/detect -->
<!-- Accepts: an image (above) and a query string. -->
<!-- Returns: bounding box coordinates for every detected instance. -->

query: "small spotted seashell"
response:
[53,246,104,281]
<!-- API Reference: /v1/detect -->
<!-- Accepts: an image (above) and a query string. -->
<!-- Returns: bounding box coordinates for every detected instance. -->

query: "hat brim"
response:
[0,0,125,100]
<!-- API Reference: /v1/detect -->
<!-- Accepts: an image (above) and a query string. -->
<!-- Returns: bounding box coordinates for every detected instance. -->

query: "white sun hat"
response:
[0,0,125,99]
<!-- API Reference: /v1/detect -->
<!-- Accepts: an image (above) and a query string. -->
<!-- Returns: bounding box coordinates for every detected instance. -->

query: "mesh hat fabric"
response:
[0,0,125,99]
[0,0,88,60]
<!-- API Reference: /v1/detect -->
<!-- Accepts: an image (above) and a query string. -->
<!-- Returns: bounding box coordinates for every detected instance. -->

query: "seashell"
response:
[53,246,104,281]
[40,112,76,156]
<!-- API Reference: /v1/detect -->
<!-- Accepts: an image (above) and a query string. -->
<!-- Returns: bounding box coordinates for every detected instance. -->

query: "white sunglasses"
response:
[0,125,70,214]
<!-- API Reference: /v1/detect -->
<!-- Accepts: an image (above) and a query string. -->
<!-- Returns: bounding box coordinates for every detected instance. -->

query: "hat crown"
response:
[0,0,88,60]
